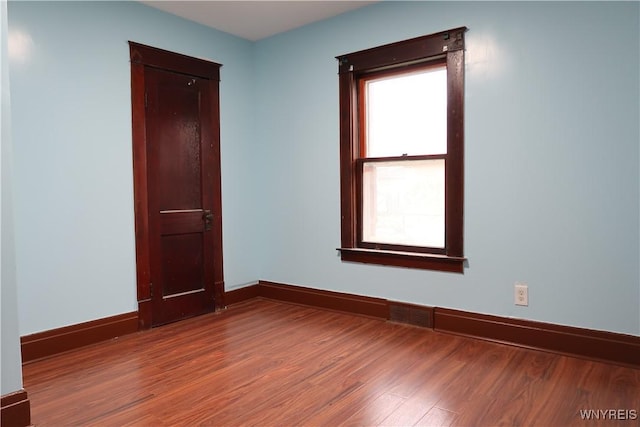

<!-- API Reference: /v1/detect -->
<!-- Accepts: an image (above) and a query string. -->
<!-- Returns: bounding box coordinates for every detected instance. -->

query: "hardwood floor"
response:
[23,299,639,426]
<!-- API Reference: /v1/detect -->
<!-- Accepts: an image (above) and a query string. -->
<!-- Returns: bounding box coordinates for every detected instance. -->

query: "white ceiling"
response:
[140,1,378,41]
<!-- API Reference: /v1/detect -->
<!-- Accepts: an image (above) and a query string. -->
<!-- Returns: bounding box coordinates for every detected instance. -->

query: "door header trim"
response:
[129,42,221,80]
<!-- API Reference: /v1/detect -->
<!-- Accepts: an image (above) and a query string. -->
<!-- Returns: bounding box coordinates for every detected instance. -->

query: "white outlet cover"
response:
[514,283,528,306]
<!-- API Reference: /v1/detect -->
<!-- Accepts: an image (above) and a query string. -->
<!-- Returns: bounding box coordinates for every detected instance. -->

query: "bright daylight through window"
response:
[362,65,447,249]
[337,27,467,273]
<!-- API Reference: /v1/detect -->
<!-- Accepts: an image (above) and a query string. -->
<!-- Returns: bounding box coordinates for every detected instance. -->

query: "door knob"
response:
[203,210,213,230]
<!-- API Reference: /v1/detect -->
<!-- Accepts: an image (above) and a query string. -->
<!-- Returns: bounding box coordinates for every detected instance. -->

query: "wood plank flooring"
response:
[23,299,639,426]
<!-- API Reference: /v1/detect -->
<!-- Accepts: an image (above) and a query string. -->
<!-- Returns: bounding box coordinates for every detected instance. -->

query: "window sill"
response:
[337,248,465,273]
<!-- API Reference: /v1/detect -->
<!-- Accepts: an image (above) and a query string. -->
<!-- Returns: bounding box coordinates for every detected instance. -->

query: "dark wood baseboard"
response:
[434,308,640,368]
[225,283,260,306]
[23,283,637,367]
[226,281,389,319]
[1,389,30,427]
[226,281,639,368]
[21,312,138,364]
[258,281,389,319]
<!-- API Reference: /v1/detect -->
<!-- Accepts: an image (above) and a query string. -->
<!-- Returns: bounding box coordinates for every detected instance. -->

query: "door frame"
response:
[129,42,225,329]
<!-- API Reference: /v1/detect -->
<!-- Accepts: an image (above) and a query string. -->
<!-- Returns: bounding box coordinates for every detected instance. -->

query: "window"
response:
[337,27,467,273]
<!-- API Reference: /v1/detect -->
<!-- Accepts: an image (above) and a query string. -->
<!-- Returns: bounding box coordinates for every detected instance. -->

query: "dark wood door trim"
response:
[129,42,225,329]
[129,42,220,80]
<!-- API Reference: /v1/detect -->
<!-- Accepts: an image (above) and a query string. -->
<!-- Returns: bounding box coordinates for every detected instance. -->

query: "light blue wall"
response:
[1,0,24,395]
[254,1,640,335]
[8,1,259,335]
[7,1,639,338]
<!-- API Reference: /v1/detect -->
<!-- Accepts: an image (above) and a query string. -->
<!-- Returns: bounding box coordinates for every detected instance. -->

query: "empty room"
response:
[1,1,638,426]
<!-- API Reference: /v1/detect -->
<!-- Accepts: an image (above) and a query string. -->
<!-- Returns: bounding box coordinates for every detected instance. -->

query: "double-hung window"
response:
[337,27,467,273]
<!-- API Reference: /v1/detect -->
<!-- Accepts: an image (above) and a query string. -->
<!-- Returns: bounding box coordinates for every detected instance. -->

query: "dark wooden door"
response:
[146,67,215,325]
[129,43,225,328]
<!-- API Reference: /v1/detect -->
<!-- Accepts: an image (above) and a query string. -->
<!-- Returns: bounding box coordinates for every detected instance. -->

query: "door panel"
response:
[160,233,204,296]
[152,81,202,210]
[129,42,224,330]
[141,64,218,326]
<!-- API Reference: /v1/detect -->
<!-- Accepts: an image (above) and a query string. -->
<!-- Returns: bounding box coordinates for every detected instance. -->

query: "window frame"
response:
[337,27,467,273]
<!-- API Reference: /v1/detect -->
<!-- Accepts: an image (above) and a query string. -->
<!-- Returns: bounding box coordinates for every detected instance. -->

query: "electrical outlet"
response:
[514,282,528,306]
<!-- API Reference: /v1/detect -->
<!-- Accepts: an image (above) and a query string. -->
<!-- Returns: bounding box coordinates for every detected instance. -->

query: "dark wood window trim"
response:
[337,27,467,273]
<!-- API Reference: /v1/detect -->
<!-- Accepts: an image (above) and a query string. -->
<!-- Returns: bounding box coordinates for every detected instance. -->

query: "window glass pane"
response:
[366,67,447,157]
[362,159,444,248]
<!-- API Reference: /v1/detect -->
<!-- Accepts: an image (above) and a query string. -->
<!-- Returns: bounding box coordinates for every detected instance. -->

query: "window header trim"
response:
[336,27,467,74]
